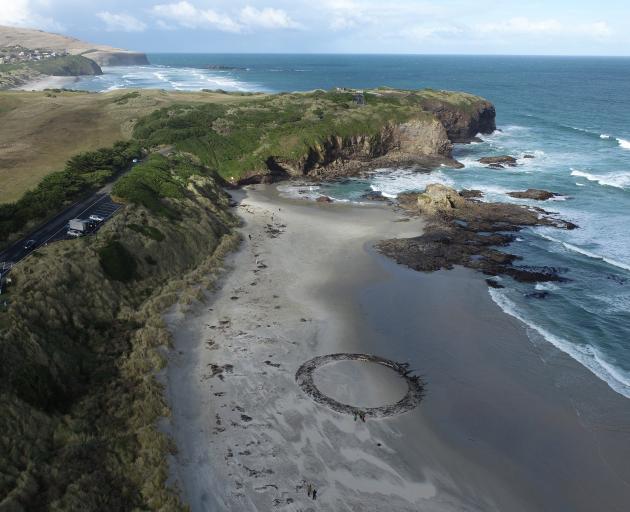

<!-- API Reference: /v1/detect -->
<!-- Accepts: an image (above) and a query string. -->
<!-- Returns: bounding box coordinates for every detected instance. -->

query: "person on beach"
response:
[312,489,317,500]
[307,483,312,498]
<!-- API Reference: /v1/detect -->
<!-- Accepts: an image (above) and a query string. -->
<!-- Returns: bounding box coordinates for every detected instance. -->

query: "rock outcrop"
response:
[377,184,577,283]
[260,117,456,182]
[479,155,517,167]
[507,189,558,200]
[420,97,496,142]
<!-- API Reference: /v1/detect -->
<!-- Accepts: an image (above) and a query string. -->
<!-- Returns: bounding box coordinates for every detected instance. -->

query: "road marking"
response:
[41,194,110,246]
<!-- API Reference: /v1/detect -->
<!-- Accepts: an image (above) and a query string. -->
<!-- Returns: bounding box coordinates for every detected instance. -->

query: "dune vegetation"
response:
[0,153,240,511]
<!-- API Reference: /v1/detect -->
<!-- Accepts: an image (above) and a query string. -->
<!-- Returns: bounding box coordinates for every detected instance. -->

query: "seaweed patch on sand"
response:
[296,353,425,418]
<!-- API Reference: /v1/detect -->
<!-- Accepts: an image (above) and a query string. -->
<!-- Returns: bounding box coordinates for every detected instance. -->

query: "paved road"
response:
[0,192,121,277]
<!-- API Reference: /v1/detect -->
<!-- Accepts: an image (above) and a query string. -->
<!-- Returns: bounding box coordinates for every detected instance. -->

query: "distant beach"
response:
[14,75,78,91]
[164,184,630,511]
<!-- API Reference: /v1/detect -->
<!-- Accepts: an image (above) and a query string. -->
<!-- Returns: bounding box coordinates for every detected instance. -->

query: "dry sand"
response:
[165,185,630,511]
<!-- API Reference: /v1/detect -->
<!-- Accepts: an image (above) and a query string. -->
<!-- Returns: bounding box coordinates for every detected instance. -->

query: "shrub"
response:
[98,241,137,282]
[0,141,142,242]
[128,223,165,242]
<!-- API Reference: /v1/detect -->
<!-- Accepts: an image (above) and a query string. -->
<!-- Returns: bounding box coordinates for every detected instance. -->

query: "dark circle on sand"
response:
[295,353,424,418]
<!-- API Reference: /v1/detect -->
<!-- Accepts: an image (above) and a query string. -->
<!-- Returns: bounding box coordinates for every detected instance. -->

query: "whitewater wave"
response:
[618,138,630,150]
[570,169,630,190]
[538,233,630,272]
[489,289,630,398]
[78,64,261,93]
[369,168,454,198]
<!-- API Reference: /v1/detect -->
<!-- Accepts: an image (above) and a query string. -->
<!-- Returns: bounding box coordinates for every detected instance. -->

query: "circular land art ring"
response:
[295,353,424,419]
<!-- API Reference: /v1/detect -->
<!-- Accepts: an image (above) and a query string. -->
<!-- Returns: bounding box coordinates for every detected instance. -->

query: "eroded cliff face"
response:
[83,50,150,66]
[420,98,496,142]
[253,116,456,183]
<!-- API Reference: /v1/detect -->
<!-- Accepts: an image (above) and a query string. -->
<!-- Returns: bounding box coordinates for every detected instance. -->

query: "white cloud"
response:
[476,17,613,38]
[151,1,242,33]
[403,23,463,41]
[97,12,147,33]
[239,6,300,30]
[0,0,63,31]
[321,0,371,30]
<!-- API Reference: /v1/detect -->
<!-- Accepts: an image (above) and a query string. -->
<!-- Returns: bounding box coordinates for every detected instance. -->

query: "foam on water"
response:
[369,168,454,198]
[489,289,630,398]
[617,138,630,150]
[571,169,630,190]
[537,233,630,272]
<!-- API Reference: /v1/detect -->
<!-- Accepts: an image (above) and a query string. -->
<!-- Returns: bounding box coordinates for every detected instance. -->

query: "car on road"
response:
[23,239,36,251]
[89,214,105,223]
[67,229,82,238]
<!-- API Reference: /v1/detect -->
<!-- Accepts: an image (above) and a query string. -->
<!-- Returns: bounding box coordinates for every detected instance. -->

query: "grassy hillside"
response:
[0,54,102,76]
[0,89,263,204]
[0,154,239,510]
[132,89,464,182]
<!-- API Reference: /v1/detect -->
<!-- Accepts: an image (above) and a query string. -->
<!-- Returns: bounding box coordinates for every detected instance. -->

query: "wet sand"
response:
[165,184,630,511]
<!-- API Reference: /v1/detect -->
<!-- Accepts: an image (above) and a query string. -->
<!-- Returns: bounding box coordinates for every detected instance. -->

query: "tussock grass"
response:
[0,155,239,510]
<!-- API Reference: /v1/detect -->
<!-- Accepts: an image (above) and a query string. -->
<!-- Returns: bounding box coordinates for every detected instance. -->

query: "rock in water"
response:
[361,190,389,201]
[507,189,558,201]
[478,155,518,167]
[316,195,333,203]
[459,189,484,199]
[377,184,577,283]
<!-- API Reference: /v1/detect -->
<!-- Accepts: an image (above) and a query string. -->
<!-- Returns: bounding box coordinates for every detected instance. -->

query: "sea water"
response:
[72,54,630,398]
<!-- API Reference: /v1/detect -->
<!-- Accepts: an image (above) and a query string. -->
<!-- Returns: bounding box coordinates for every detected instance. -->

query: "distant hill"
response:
[0,25,149,66]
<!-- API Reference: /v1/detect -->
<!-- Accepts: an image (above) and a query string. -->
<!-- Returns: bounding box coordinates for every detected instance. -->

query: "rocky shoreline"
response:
[377,184,577,283]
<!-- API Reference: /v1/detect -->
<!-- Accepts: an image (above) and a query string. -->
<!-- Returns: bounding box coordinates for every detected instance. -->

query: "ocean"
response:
[72,54,630,398]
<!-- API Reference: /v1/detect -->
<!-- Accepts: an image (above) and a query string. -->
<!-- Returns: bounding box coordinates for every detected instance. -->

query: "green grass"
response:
[131,88,484,182]
[0,141,142,243]
[128,223,165,241]
[112,154,207,218]
[0,55,102,77]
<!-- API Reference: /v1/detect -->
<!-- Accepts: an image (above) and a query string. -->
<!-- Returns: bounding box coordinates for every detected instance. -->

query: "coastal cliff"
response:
[0,25,148,88]
[82,50,150,66]
[133,88,496,185]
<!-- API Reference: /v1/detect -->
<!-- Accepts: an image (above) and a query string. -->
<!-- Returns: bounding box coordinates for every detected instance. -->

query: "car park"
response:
[67,229,82,237]
[89,214,104,223]
[23,239,36,251]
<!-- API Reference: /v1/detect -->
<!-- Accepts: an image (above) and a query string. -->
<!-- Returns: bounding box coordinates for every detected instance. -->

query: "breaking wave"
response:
[538,233,630,272]
[570,169,630,190]
[489,289,630,399]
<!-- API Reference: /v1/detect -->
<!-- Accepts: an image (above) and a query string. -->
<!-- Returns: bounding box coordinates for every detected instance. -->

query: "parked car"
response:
[23,239,36,251]
[67,229,82,237]
[89,214,104,223]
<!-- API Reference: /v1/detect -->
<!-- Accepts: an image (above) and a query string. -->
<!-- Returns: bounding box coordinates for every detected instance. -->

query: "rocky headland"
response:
[0,25,148,89]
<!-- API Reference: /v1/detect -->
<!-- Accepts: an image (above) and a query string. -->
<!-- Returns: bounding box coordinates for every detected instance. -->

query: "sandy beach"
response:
[13,75,78,91]
[165,185,630,511]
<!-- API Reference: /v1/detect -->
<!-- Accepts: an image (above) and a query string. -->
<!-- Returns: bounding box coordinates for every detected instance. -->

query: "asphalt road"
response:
[0,192,121,276]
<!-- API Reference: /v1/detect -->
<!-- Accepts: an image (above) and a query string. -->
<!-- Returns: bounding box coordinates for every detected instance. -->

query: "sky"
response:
[1,0,629,55]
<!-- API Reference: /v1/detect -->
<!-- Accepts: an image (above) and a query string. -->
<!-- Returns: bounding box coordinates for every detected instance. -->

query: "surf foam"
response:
[570,169,630,190]
[489,289,630,399]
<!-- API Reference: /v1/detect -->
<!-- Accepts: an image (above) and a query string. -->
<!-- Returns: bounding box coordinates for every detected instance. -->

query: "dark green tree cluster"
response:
[0,141,142,242]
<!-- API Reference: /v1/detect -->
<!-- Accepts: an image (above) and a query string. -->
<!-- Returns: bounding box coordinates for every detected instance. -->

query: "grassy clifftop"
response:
[0,154,239,510]
[0,89,261,204]
[133,88,493,183]
[0,55,102,90]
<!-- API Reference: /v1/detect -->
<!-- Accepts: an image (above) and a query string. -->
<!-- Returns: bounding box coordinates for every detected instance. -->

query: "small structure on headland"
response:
[353,91,366,105]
